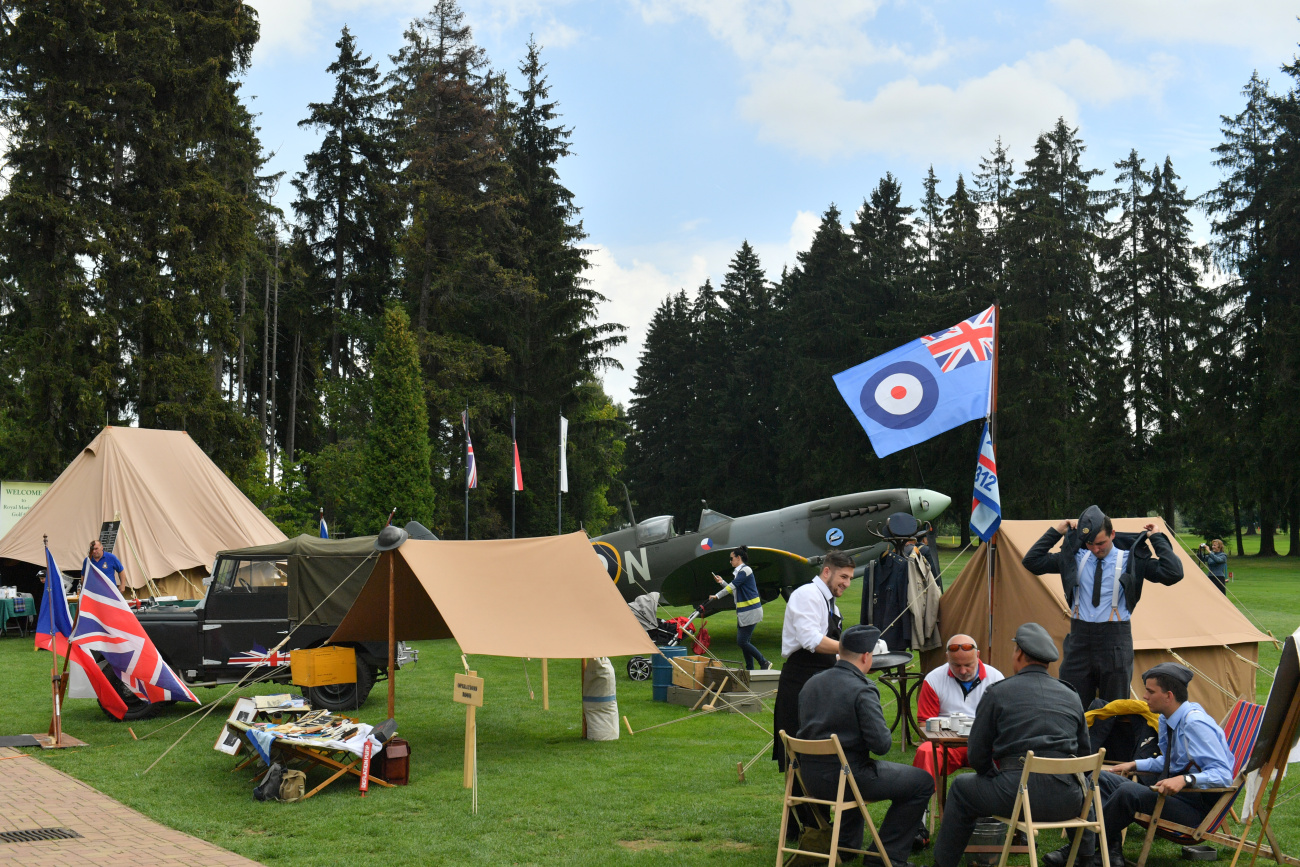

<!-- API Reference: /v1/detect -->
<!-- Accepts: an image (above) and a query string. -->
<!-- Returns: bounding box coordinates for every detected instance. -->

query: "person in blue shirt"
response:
[709,546,771,670]
[1045,662,1236,867]
[1023,505,1184,708]
[1197,539,1228,593]
[84,539,126,593]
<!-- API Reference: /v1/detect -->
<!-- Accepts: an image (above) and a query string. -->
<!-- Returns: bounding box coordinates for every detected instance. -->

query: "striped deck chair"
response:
[1133,699,1265,867]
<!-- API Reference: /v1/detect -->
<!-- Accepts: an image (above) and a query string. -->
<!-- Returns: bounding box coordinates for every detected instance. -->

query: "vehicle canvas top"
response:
[216,534,379,627]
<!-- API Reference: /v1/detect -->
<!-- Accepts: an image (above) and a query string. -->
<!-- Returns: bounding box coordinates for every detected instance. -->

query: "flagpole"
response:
[511,402,516,540]
[43,536,63,746]
[557,416,562,536]
[986,302,1000,650]
[464,403,470,541]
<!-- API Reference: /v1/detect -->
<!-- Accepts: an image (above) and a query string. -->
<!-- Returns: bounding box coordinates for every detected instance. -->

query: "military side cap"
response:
[1012,622,1059,663]
[1141,662,1193,687]
[1077,505,1107,545]
[841,624,881,654]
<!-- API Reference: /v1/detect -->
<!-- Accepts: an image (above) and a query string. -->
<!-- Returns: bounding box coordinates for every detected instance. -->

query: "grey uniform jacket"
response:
[967,665,1091,774]
[796,660,892,763]
[1021,528,1184,617]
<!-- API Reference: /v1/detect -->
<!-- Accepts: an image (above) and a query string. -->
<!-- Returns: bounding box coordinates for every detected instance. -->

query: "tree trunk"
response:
[1289,492,1299,556]
[1231,470,1244,557]
[212,277,227,391]
[1258,506,1278,557]
[417,233,433,330]
[237,263,247,411]
[287,330,300,465]
[332,193,343,378]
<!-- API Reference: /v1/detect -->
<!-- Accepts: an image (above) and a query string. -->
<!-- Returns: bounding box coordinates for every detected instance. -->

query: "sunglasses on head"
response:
[947,643,976,653]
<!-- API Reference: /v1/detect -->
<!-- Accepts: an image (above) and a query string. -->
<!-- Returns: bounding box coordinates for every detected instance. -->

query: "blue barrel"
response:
[651,646,688,702]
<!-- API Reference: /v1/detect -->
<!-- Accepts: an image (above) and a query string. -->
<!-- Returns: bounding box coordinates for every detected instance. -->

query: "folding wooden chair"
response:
[1132,700,1265,867]
[991,749,1110,867]
[776,730,891,867]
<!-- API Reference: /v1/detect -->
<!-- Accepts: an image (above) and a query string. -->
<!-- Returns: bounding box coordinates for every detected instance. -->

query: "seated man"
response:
[933,623,1091,867]
[797,624,933,867]
[913,634,1004,846]
[1049,662,1236,867]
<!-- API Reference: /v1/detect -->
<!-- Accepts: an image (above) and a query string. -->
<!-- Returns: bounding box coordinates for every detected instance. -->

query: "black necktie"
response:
[1091,555,1104,609]
[1163,724,1176,778]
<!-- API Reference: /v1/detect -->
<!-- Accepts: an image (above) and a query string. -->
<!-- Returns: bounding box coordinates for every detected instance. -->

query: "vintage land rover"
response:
[117,533,421,720]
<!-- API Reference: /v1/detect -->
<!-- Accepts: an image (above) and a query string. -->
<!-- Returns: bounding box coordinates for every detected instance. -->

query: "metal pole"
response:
[511,403,516,539]
[464,402,470,541]
[387,550,396,720]
[986,302,1001,648]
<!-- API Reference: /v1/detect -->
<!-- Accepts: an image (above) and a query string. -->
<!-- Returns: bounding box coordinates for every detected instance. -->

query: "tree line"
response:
[0,1,625,539]
[627,60,1300,557]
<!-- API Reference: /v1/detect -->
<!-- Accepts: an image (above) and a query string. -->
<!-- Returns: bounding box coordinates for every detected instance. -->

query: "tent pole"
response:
[387,550,396,720]
[986,302,1000,650]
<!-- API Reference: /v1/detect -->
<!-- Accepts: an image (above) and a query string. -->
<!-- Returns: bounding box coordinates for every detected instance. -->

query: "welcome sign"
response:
[0,481,50,537]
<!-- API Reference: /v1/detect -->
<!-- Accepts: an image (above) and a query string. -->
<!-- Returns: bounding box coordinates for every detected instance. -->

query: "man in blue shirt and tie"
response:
[1047,662,1235,867]
[1023,506,1184,708]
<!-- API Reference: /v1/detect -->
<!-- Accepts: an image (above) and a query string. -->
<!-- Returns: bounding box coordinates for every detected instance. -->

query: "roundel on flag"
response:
[859,360,939,430]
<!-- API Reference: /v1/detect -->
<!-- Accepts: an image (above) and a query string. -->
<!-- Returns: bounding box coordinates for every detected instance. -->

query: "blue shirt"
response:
[85,552,125,582]
[1135,701,1236,787]
[1072,545,1131,622]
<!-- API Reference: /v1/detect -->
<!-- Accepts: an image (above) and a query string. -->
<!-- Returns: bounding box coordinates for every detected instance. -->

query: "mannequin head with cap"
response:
[838,624,880,674]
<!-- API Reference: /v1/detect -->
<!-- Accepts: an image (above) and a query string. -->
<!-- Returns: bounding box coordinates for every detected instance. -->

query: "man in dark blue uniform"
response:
[796,624,933,867]
[1022,506,1184,708]
[933,623,1091,867]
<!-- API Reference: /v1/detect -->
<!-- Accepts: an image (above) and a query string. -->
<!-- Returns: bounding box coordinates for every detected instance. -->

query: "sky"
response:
[240,0,1300,407]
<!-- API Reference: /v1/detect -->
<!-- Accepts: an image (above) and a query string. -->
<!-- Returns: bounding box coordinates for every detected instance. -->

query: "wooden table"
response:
[920,728,1030,856]
[0,594,34,637]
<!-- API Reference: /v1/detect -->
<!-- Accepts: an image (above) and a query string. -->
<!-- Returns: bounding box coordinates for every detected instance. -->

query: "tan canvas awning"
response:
[330,532,660,659]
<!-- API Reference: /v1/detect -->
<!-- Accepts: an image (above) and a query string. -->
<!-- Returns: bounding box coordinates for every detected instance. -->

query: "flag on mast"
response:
[463,410,478,490]
[832,305,995,458]
[319,509,329,539]
[558,415,569,493]
[513,441,524,492]
[35,545,74,655]
[970,420,1002,542]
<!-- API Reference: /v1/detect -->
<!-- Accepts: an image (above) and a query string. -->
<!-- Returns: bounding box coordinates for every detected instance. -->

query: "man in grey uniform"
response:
[797,624,933,867]
[933,623,1091,867]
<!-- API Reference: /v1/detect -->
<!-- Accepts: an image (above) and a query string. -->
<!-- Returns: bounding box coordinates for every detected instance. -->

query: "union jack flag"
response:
[463,410,478,490]
[921,305,996,373]
[67,563,198,716]
[229,644,292,668]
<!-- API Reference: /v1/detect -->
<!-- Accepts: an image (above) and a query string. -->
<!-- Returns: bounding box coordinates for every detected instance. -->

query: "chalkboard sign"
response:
[98,520,121,553]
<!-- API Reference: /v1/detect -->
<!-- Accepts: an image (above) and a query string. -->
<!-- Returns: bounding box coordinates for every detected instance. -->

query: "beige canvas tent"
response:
[921,517,1269,721]
[0,426,286,599]
[331,533,659,659]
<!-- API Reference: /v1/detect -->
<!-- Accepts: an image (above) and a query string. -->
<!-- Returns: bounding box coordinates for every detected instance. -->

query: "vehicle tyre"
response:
[97,661,156,721]
[303,659,377,711]
[627,656,652,681]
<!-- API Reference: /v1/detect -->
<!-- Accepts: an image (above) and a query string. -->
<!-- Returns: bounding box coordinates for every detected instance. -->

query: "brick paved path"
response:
[0,747,263,866]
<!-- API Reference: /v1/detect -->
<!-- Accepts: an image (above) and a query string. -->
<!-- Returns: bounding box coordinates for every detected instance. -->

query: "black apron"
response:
[773,596,842,769]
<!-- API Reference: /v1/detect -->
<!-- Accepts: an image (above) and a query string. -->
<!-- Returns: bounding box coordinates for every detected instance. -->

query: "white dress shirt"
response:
[781,577,840,658]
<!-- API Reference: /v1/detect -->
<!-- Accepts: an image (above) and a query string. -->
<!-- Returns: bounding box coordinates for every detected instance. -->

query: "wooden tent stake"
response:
[542,658,549,710]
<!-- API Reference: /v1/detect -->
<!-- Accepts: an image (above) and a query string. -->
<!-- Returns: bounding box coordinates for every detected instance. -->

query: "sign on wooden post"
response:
[453,673,484,707]
[455,671,483,799]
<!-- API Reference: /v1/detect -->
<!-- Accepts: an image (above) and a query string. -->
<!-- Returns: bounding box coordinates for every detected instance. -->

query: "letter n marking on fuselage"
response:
[624,549,650,588]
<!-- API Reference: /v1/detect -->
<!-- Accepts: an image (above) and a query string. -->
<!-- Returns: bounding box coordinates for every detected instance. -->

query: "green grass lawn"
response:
[0,542,1295,866]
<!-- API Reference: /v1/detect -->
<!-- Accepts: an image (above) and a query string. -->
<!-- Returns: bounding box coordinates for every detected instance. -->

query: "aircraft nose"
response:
[909,489,951,522]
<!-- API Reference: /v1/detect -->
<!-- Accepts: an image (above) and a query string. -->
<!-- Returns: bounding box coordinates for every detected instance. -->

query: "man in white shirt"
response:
[772,550,853,771]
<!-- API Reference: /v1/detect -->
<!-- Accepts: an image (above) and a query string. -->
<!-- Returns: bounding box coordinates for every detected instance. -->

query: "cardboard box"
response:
[671,654,711,688]
[290,645,357,687]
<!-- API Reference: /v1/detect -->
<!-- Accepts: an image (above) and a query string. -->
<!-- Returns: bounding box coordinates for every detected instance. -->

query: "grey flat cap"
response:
[1012,622,1059,663]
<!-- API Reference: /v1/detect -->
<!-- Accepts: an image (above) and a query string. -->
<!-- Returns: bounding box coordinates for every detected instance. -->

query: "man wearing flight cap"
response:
[795,624,934,867]
[1022,505,1184,708]
[1046,662,1235,867]
[933,624,1091,867]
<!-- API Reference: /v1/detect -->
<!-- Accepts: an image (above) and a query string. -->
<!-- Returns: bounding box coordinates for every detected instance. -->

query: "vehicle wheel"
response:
[97,662,155,721]
[627,656,652,681]
[304,659,377,711]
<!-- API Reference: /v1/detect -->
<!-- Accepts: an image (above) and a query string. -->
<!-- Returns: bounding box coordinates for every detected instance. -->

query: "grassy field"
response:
[0,540,1295,866]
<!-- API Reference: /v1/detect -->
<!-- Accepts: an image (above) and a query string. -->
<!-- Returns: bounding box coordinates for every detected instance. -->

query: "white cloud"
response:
[1052,0,1300,59]
[592,210,819,406]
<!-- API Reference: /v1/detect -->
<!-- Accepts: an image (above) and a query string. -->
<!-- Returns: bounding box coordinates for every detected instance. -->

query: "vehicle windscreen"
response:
[210,558,289,593]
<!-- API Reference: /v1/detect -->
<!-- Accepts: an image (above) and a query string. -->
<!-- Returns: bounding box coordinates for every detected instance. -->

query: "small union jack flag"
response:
[463,410,478,490]
[921,305,996,373]
[228,644,292,668]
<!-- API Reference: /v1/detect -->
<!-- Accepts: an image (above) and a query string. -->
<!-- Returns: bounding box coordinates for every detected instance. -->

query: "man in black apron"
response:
[773,550,853,769]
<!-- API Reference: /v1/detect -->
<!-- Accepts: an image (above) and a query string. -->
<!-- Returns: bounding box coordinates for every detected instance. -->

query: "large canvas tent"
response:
[0,427,286,599]
[921,517,1269,721]
[331,533,658,659]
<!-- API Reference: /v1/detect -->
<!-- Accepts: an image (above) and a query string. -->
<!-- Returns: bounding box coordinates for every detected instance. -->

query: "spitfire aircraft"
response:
[591,488,951,608]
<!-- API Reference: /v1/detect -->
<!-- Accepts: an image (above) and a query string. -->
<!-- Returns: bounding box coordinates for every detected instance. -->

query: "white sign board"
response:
[0,481,50,537]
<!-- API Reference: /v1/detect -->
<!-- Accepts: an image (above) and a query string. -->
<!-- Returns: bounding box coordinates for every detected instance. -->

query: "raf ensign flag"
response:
[969,421,1001,542]
[832,306,995,458]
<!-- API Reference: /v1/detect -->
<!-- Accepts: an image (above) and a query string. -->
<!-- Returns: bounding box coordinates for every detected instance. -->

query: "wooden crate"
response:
[705,665,749,692]
[671,654,711,688]
[290,645,357,687]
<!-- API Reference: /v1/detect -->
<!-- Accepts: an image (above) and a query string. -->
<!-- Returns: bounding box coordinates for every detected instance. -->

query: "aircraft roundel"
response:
[859,360,938,430]
[700,537,714,551]
[593,541,622,584]
[826,527,844,546]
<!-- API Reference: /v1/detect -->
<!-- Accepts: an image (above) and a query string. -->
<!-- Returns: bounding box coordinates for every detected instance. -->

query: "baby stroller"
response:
[625,592,709,680]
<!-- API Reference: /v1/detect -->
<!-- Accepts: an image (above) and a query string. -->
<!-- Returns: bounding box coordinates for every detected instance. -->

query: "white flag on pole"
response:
[559,415,569,493]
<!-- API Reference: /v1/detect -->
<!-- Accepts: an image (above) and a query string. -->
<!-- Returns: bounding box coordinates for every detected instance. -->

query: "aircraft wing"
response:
[659,547,813,607]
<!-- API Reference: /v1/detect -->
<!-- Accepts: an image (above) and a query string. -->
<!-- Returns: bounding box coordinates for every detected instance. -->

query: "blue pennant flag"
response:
[832,306,995,458]
[970,421,1002,542]
[319,513,329,539]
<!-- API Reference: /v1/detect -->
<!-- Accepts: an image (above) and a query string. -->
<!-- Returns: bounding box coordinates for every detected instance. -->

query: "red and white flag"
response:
[513,440,524,491]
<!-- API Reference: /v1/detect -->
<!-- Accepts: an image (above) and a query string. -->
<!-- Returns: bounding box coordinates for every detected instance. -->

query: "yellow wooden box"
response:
[672,654,711,689]
[290,645,357,687]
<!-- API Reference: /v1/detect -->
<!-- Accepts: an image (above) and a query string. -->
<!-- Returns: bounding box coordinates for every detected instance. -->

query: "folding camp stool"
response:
[990,749,1111,867]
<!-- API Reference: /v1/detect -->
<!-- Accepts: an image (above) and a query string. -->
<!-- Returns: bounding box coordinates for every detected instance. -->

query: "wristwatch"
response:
[1183,774,1196,787]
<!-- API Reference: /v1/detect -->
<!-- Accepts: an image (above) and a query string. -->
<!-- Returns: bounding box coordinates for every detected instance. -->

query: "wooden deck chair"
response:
[1132,699,1265,867]
[990,749,1111,867]
[775,731,891,867]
